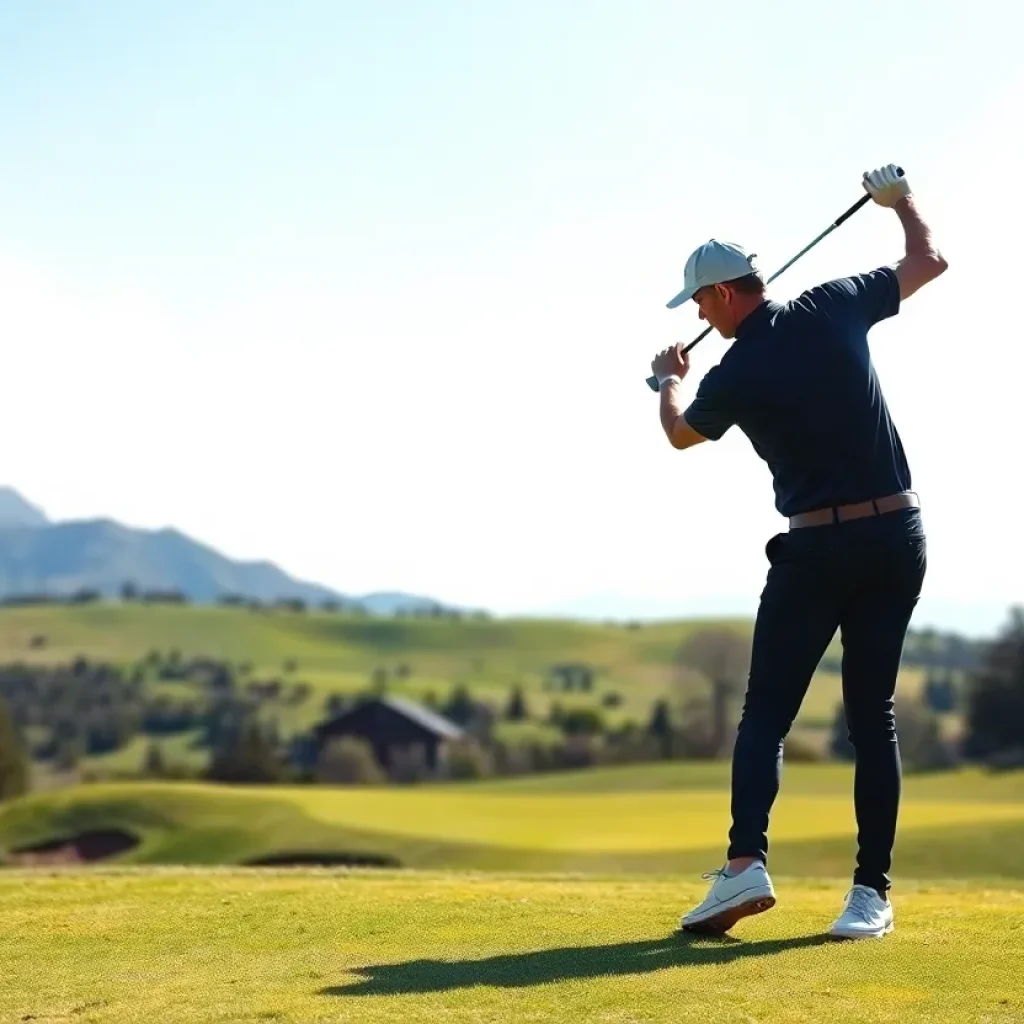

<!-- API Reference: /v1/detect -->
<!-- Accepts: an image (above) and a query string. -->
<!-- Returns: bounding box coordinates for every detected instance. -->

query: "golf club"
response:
[646,168,904,392]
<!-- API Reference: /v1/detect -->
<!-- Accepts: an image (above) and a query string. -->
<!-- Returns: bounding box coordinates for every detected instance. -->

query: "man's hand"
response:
[652,344,707,450]
[863,164,911,208]
[650,342,690,386]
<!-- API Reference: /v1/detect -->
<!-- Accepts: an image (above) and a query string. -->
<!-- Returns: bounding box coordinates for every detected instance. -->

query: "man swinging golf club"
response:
[650,164,948,940]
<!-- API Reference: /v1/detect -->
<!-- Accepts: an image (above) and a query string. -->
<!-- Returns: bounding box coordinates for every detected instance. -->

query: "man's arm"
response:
[891,195,948,300]
[650,345,733,450]
[862,166,948,301]
[659,378,708,450]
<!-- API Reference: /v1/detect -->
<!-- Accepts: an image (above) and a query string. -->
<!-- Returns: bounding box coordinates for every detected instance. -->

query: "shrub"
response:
[317,736,385,785]
[441,739,494,780]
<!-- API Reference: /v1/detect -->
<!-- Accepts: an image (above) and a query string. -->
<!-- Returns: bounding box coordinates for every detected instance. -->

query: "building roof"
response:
[379,695,465,740]
[319,694,465,741]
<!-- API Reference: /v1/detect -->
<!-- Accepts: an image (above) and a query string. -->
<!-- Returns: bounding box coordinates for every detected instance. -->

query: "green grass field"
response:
[5,762,1024,877]
[2,869,1021,1023]
[0,603,946,782]
[4,763,1023,1021]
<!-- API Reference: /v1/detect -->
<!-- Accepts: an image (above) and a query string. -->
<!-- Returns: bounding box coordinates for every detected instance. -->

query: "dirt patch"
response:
[244,850,401,868]
[6,829,139,866]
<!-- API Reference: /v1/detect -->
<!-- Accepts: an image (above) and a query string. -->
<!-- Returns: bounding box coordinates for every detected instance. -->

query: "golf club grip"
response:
[834,167,904,228]
[646,166,906,392]
[645,326,713,390]
[834,192,872,227]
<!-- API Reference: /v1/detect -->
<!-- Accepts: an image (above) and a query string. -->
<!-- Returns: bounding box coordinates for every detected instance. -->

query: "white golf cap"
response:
[666,239,759,309]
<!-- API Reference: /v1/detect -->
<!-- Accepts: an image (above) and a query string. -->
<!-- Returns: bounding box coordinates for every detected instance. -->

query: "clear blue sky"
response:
[0,1,1019,634]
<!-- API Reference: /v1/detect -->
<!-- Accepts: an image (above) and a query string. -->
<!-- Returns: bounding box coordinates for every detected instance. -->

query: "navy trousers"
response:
[727,505,927,896]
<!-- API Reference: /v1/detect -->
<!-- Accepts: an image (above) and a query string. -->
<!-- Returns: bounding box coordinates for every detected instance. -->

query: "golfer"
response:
[650,164,948,939]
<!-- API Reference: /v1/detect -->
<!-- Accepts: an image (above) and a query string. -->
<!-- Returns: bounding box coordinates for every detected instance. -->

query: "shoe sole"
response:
[676,895,777,936]
[829,921,894,941]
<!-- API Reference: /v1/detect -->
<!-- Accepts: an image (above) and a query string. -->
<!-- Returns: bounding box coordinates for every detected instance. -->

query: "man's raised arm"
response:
[863,165,948,300]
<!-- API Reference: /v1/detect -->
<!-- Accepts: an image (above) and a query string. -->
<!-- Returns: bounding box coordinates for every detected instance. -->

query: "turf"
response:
[5,764,1024,879]
[1,868,1021,1023]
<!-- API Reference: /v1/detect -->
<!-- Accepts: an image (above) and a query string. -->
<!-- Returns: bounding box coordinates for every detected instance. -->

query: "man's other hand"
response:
[651,342,690,386]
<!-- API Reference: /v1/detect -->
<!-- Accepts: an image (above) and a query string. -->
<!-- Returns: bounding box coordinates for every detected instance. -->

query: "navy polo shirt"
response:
[683,266,910,518]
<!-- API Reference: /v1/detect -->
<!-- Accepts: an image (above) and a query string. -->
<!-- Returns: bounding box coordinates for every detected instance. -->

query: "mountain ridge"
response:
[0,486,449,614]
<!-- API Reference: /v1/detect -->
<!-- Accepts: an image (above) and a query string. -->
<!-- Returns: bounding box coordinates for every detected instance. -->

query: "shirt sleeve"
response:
[682,365,735,441]
[805,265,901,328]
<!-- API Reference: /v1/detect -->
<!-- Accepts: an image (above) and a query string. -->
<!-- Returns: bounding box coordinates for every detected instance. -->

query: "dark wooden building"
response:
[312,695,465,772]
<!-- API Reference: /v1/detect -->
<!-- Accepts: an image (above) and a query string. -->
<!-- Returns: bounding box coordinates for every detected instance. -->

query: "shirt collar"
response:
[734,299,783,341]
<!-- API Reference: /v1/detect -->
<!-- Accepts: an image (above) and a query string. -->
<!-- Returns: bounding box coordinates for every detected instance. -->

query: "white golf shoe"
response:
[676,861,776,935]
[829,884,894,940]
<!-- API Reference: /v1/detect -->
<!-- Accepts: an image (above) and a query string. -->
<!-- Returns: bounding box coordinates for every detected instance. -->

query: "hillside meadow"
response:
[0,603,945,785]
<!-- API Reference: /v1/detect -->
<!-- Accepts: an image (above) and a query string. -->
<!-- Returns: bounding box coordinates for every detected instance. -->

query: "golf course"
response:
[3,760,1024,1022]
[2,0,1019,1019]
[1,602,1020,1021]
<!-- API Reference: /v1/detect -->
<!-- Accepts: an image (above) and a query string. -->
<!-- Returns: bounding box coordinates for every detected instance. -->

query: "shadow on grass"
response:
[321,932,834,997]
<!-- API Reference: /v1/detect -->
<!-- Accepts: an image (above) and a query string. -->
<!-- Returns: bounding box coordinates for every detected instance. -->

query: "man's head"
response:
[666,239,767,339]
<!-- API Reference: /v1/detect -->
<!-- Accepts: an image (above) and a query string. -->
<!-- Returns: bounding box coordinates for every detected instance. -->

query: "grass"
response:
[5,763,1024,878]
[3,762,1023,1021]
[1,868,1021,1023]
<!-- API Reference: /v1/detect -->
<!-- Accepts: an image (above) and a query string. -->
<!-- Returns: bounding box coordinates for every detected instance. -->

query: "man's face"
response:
[693,284,737,338]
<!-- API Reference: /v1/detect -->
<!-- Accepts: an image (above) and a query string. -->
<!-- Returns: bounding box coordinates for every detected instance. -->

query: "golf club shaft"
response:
[646,178,897,393]
[671,200,866,357]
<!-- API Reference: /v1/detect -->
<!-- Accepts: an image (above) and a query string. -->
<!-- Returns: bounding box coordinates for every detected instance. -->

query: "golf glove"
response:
[863,164,911,207]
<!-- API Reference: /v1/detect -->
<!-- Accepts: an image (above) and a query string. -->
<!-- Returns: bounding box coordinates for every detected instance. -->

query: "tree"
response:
[0,699,29,801]
[207,716,284,783]
[442,684,476,727]
[558,707,605,737]
[962,607,1024,763]
[831,696,955,772]
[505,685,529,721]
[144,741,167,778]
[647,699,674,759]
[324,693,348,718]
[923,672,957,714]
[674,626,750,757]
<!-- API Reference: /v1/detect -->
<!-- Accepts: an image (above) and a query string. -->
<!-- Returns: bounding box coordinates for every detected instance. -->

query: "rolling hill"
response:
[0,601,958,782]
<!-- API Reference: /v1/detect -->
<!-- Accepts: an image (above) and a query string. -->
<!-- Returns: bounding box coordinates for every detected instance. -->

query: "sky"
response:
[0,0,1021,637]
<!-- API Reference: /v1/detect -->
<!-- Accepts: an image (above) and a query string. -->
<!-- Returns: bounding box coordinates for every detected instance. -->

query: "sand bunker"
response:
[6,829,139,865]
[244,850,401,868]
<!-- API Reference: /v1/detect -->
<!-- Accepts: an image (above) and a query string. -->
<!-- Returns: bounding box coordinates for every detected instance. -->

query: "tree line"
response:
[1,610,1022,799]
[0,582,491,620]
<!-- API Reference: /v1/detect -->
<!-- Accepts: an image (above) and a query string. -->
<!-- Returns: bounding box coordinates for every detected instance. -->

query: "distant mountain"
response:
[359,592,452,616]
[0,487,452,613]
[0,487,49,529]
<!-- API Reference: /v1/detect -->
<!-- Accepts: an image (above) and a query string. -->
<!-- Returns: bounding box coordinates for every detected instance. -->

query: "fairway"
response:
[6,764,1024,881]
[2,868,1021,1024]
